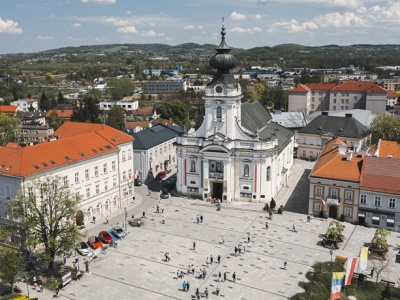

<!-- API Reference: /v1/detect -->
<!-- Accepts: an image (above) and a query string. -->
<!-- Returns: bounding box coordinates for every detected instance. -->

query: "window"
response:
[310,151,314,157]
[94,166,99,177]
[340,106,344,110]
[123,188,128,197]
[75,172,79,183]
[302,150,306,157]
[317,138,321,146]
[155,150,157,157]
[345,190,353,201]
[85,169,90,180]
[63,176,68,187]
[387,219,395,227]
[344,207,352,217]
[112,161,116,171]
[112,197,117,207]
[113,178,117,188]
[310,138,314,145]
[311,104,314,109]
[374,196,381,206]
[128,149,132,160]
[315,186,322,197]
[122,171,127,180]
[341,99,344,104]
[216,106,222,118]
[104,181,108,192]
[354,96,358,100]
[389,198,396,209]
[315,203,321,212]
[266,166,271,181]
[303,137,306,144]
[372,215,380,225]
[333,99,337,103]
[333,106,336,110]
[190,160,196,172]
[244,164,250,176]
[103,163,107,174]
[86,187,90,198]
[330,189,338,199]
[360,194,367,205]
[122,151,126,161]
[346,99,349,104]
[105,200,110,211]
[95,184,100,195]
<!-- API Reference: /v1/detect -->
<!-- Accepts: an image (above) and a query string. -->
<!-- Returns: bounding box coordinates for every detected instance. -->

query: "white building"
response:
[10,98,39,112]
[0,122,134,224]
[99,100,139,112]
[175,24,295,203]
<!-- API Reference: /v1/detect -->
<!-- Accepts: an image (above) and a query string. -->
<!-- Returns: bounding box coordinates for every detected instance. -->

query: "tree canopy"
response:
[106,105,125,130]
[0,113,20,146]
[107,77,135,100]
[7,176,82,271]
[369,114,400,144]
[48,109,64,130]
[0,228,21,292]
[39,91,51,111]
[156,99,191,127]
[71,95,101,123]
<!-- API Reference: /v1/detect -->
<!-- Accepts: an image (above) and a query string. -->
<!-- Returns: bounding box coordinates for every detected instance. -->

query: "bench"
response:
[380,279,395,287]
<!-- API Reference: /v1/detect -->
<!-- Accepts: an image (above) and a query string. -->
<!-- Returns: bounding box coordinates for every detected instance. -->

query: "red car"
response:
[98,231,113,244]
[88,236,103,249]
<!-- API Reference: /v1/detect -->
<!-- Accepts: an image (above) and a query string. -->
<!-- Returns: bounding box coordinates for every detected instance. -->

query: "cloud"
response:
[116,26,137,33]
[231,27,262,33]
[230,12,246,20]
[37,35,54,40]
[72,23,82,27]
[184,25,204,30]
[81,0,116,4]
[141,30,165,37]
[66,36,82,41]
[0,18,23,34]
[314,12,368,28]
[256,0,369,9]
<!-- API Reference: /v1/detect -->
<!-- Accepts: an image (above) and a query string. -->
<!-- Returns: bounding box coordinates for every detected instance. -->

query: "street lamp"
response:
[330,244,334,272]
[124,207,127,230]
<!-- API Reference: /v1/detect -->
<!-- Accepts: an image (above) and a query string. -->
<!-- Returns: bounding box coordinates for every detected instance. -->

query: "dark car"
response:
[134,179,143,186]
[98,231,113,244]
[128,217,144,227]
[155,171,166,180]
[160,188,169,199]
[165,180,176,192]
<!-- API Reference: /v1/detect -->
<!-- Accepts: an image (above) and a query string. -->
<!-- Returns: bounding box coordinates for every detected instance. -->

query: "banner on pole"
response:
[331,272,345,299]
[345,257,358,285]
[358,247,369,274]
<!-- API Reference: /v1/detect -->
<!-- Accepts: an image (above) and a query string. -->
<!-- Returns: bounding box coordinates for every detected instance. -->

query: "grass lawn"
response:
[342,280,400,300]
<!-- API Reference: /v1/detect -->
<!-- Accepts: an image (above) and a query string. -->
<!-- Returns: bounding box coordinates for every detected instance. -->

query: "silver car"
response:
[112,226,127,238]
[77,241,93,256]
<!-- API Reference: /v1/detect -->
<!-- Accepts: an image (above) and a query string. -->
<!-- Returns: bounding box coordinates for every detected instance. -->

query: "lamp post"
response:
[124,207,127,230]
[330,244,334,272]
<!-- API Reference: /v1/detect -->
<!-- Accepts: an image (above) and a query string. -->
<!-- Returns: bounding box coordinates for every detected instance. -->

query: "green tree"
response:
[156,99,190,127]
[39,91,51,111]
[369,114,400,144]
[82,95,100,123]
[45,72,57,84]
[108,77,135,99]
[7,176,82,271]
[0,229,21,293]
[57,91,65,104]
[0,113,20,146]
[48,109,64,130]
[106,105,125,130]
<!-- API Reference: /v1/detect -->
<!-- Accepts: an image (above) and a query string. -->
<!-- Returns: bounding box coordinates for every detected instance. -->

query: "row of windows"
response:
[332,106,350,110]
[74,162,118,183]
[82,176,132,199]
[302,137,322,145]
[360,195,396,208]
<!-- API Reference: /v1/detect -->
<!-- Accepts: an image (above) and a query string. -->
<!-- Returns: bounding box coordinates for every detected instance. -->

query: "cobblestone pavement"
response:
[17,160,400,299]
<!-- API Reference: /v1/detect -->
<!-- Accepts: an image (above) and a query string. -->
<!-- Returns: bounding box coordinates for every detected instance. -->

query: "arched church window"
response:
[267,166,271,181]
[190,160,196,172]
[216,106,222,118]
[244,164,249,177]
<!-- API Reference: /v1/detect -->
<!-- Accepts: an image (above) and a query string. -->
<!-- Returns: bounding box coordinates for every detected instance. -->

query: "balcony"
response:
[209,172,223,179]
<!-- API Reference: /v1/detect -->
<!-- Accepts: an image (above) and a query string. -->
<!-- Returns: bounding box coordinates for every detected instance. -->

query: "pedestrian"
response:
[63,253,67,265]
[238,245,242,255]
[186,281,190,292]
[284,261,287,270]
[204,287,208,298]
[232,272,236,283]
[199,270,203,279]
[206,257,209,267]
[293,223,296,232]
[40,283,43,292]
[197,214,200,224]
[222,235,224,244]
[200,215,203,223]
[182,280,187,291]
[187,265,191,275]
[167,253,171,261]
[216,284,220,296]
[234,246,238,256]
[55,287,60,298]
[217,254,221,263]
[176,270,179,280]
[203,268,207,279]
[161,206,164,213]
[223,272,227,282]
[156,204,159,214]
[143,211,146,218]
[106,216,109,224]
[192,265,195,275]
[243,245,246,253]
[210,255,213,264]
[266,221,269,229]
[196,288,200,299]
[193,241,196,251]
[93,216,96,224]
[33,275,37,285]
[162,215,165,224]
[248,235,251,243]
[218,271,222,282]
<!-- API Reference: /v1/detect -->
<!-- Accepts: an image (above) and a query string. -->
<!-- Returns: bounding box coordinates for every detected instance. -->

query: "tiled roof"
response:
[386,91,397,98]
[0,105,18,113]
[299,115,370,139]
[25,98,38,103]
[331,81,385,92]
[45,109,73,118]
[289,84,311,93]
[152,118,174,126]
[360,156,400,195]
[54,122,133,146]
[132,106,153,116]
[367,85,387,93]
[124,121,151,129]
[376,140,400,159]
[132,124,184,150]
[306,83,337,90]
[310,137,363,182]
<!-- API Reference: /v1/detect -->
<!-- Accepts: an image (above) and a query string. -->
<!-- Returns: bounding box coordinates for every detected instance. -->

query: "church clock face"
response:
[215,85,223,93]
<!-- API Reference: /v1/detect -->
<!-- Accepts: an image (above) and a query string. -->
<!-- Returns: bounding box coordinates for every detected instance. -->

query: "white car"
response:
[77,241,93,256]
[112,226,127,238]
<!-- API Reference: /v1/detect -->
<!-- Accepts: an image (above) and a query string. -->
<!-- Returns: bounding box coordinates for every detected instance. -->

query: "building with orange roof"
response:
[289,81,388,115]
[0,105,22,115]
[0,122,134,224]
[45,109,74,122]
[308,137,363,223]
[359,156,400,230]
[386,91,398,107]
[369,139,400,159]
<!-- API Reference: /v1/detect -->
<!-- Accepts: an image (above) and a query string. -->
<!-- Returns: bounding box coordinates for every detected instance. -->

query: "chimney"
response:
[338,144,347,155]
[321,111,328,116]
[388,155,393,159]
[345,113,352,118]
[346,150,353,161]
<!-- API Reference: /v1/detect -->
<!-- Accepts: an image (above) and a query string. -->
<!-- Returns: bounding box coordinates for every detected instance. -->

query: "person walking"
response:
[193,241,196,251]
[210,255,213,264]
[243,245,246,254]
[200,215,203,223]
[176,270,179,280]
[217,255,221,263]
[105,216,109,224]
[284,261,287,270]
[216,284,220,296]
[192,265,195,275]
[223,272,227,282]
[292,223,296,232]
[197,214,200,224]
[221,235,224,244]
[186,281,190,292]
[55,287,60,298]
[196,288,200,299]
[247,234,251,243]
[182,280,187,291]
[92,216,96,224]
[238,245,242,255]
[142,211,146,218]
[156,204,159,214]
[265,221,269,229]
[33,275,37,286]
[161,206,164,213]
[63,253,67,265]
[203,268,207,279]
[234,246,238,256]
[218,271,222,282]
[187,265,191,275]
[162,215,165,224]
[39,283,43,292]
[206,257,209,267]
[232,272,236,283]
[204,287,209,298]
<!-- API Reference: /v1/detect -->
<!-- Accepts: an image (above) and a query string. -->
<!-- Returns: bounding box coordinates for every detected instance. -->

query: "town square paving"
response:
[20,160,400,299]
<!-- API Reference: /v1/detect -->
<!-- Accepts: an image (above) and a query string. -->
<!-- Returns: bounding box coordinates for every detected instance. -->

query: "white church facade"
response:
[175,23,295,203]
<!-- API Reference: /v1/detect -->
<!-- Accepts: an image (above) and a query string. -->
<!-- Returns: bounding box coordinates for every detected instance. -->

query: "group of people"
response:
[32,275,43,293]
[164,252,171,261]
[234,244,246,256]
[196,214,204,224]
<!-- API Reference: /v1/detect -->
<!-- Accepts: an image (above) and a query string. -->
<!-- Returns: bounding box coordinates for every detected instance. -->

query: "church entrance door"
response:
[212,182,223,200]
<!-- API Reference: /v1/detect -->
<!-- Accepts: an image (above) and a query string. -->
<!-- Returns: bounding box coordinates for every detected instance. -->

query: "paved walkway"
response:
[15,160,400,299]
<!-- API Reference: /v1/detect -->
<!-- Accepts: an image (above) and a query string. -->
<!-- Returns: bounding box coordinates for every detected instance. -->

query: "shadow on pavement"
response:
[284,169,311,214]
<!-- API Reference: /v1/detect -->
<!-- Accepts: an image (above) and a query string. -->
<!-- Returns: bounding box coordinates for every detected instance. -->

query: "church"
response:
[175,22,294,203]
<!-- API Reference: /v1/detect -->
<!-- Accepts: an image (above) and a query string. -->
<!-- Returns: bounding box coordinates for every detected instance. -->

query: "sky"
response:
[1,0,400,54]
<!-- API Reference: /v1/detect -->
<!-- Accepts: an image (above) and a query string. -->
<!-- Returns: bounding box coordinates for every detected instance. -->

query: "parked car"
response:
[107,229,121,242]
[160,188,169,199]
[77,241,92,256]
[128,217,144,227]
[134,179,143,186]
[88,236,103,249]
[165,180,176,192]
[98,231,113,244]
[155,171,166,180]
[112,226,127,238]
